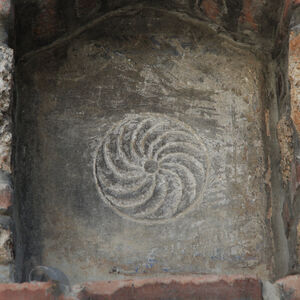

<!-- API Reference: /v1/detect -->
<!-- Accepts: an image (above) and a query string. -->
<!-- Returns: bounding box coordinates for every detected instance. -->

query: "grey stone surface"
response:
[0,264,11,283]
[262,281,281,300]
[15,9,272,283]
[0,220,12,265]
[0,170,11,185]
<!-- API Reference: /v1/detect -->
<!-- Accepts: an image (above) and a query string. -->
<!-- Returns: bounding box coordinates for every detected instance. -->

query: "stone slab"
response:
[15,8,271,283]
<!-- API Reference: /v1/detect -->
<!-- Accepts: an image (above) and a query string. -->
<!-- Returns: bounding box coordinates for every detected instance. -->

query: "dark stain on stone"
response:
[222,0,243,32]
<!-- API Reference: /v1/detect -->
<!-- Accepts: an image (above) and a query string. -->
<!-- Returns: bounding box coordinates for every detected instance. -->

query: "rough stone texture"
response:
[276,275,300,300]
[76,275,262,300]
[0,216,12,265]
[0,46,12,174]
[290,22,300,136]
[277,117,294,185]
[0,228,11,264]
[0,170,11,213]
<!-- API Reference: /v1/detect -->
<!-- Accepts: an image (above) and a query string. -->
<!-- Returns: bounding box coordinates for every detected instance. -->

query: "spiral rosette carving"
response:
[94,113,209,223]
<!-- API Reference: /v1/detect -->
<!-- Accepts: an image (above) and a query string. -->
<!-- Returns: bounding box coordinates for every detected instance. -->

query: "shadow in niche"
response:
[13,67,44,282]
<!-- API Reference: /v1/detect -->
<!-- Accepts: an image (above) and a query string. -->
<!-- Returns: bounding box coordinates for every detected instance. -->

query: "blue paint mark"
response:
[146,263,154,269]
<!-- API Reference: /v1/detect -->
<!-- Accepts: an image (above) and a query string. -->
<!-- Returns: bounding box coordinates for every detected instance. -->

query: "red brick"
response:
[290,32,300,57]
[77,275,262,300]
[0,226,12,264]
[276,275,300,300]
[0,282,60,300]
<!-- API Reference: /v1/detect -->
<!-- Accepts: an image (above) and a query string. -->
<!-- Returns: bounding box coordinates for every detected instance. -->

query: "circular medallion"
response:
[94,113,210,223]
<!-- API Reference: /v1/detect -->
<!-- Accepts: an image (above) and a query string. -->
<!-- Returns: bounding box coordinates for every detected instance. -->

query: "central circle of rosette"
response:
[144,160,158,173]
[94,113,209,223]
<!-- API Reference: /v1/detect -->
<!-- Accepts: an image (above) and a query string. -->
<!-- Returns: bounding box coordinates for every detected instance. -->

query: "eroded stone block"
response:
[0,218,12,265]
[0,46,12,174]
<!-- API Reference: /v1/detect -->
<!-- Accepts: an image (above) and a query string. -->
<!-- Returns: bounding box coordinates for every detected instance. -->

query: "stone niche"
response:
[15,8,271,284]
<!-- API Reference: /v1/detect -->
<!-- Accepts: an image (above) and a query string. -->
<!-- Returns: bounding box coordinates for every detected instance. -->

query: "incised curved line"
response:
[105,173,157,208]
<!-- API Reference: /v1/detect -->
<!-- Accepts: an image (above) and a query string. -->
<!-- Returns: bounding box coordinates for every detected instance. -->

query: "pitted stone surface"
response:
[0,218,12,265]
[0,46,13,173]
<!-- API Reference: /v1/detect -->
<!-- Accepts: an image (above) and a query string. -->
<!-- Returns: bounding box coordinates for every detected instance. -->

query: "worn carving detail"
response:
[94,113,210,223]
